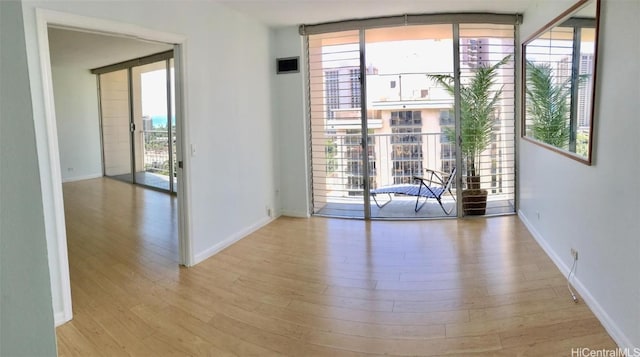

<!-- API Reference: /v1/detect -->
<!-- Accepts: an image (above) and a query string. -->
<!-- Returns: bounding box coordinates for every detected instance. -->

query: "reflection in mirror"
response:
[522,0,600,164]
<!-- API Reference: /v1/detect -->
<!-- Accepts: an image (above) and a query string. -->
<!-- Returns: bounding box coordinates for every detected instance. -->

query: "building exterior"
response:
[319,36,515,198]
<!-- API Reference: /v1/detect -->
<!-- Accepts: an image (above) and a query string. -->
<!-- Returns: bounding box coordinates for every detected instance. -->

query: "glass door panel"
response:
[307,23,516,220]
[308,30,365,218]
[365,25,456,218]
[458,24,515,216]
[132,61,173,191]
[100,69,133,182]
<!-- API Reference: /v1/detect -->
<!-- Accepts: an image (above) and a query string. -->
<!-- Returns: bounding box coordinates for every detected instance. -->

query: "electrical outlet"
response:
[536,211,540,220]
[570,248,578,260]
[266,206,272,217]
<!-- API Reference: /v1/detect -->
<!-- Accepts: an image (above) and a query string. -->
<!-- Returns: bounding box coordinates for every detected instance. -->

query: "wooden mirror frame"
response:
[521,0,601,165]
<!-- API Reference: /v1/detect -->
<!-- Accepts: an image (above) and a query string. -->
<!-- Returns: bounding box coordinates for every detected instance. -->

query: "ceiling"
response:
[46,0,552,69]
[216,0,537,27]
[48,27,173,69]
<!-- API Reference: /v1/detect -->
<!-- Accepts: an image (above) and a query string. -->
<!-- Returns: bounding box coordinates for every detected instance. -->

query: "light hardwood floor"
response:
[57,178,617,356]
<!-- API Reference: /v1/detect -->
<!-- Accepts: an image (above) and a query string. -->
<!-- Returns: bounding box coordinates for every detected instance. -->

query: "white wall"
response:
[0,0,58,355]
[51,65,102,182]
[519,0,640,350]
[16,0,639,349]
[21,0,278,321]
[271,26,310,217]
[272,1,640,349]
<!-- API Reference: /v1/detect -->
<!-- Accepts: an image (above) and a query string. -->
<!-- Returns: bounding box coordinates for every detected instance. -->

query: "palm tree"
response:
[525,60,571,148]
[428,55,511,182]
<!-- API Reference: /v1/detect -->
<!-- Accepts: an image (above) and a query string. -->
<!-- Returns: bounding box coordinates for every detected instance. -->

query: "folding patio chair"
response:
[371,167,456,215]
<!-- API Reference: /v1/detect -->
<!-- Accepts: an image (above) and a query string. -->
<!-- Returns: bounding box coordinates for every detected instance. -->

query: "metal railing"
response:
[320,132,453,195]
[317,131,514,197]
[140,129,176,177]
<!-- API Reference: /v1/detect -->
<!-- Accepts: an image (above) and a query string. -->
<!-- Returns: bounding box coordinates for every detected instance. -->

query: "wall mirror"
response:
[522,0,600,164]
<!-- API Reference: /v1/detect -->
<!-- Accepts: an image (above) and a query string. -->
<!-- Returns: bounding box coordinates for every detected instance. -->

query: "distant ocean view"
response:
[150,115,175,129]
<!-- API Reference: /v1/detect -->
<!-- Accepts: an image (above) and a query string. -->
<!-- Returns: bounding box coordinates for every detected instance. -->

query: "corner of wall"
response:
[192,215,276,265]
[272,26,311,217]
[280,210,311,218]
[1,1,58,354]
[518,210,638,351]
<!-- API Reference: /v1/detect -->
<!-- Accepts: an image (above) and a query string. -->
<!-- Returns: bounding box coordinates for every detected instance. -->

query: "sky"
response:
[141,68,175,118]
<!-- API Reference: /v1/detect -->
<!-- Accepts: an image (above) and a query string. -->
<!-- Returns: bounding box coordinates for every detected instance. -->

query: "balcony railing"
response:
[140,129,176,177]
[320,130,514,197]
[323,132,455,193]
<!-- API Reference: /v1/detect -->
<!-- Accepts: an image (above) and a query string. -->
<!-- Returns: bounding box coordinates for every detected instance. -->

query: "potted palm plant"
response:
[525,60,571,148]
[429,55,511,215]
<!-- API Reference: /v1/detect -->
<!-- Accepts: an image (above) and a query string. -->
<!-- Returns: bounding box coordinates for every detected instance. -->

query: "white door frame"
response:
[33,8,193,326]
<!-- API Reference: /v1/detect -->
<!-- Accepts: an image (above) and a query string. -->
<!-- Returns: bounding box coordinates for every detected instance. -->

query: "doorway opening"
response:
[37,10,191,326]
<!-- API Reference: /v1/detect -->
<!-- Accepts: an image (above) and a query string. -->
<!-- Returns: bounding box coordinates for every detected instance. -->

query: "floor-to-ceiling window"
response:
[364,25,456,218]
[100,69,132,181]
[458,24,516,216]
[306,15,517,219]
[308,30,366,218]
[95,51,177,193]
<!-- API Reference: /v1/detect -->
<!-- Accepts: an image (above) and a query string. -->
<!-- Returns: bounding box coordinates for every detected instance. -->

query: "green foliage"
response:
[428,55,511,177]
[526,61,571,149]
[326,138,338,174]
[576,131,589,157]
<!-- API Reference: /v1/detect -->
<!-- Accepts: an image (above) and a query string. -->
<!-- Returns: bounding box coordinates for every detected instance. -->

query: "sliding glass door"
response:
[458,24,516,216]
[307,20,516,219]
[100,69,134,183]
[96,52,177,193]
[133,60,176,192]
[364,25,456,219]
[308,30,368,218]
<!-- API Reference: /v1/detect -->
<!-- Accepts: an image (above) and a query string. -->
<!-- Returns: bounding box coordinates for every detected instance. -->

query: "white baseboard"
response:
[280,209,310,218]
[61,173,102,183]
[518,210,638,352]
[53,310,70,327]
[193,216,276,265]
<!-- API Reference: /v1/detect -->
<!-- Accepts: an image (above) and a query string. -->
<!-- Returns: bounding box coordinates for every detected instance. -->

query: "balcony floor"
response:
[315,195,515,219]
[110,171,176,192]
